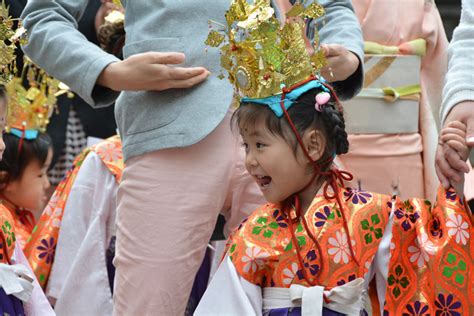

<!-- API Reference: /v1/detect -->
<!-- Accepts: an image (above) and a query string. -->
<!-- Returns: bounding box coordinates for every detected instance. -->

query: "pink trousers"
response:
[113,112,264,315]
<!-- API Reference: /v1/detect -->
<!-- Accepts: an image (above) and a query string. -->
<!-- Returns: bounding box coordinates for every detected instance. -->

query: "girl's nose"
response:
[245,150,258,169]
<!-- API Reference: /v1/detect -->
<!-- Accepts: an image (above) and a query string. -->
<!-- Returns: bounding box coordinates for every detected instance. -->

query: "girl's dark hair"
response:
[233,87,349,167]
[0,133,52,185]
[97,20,125,59]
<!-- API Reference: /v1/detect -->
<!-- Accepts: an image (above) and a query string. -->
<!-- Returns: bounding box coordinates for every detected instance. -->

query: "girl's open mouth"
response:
[256,175,272,189]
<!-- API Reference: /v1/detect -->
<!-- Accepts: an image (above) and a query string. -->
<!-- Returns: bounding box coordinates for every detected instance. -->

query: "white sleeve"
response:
[12,243,55,316]
[47,152,117,315]
[440,0,474,123]
[194,256,262,316]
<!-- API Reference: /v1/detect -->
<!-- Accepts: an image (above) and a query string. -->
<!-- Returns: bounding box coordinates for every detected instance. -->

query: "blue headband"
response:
[241,78,330,117]
[9,128,39,140]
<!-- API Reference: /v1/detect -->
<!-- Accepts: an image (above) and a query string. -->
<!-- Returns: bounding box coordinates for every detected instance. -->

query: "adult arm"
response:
[21,1,120,107]
[309,0,364,100]
[436,0,474,187]
[21,1,210,108]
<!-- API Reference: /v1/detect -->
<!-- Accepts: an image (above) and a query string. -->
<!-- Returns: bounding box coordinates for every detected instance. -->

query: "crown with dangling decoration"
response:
[205,0,327,100]
[0,1,69,140]
[0,1,27,84]
[5,57,69,140]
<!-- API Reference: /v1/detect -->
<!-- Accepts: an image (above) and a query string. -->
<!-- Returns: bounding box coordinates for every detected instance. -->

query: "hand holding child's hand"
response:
[320,44,360,83]
[439,121,470,194]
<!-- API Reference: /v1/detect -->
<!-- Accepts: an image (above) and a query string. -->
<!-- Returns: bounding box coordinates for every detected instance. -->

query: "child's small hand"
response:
[440,121,470,161]
[440,121,470,194]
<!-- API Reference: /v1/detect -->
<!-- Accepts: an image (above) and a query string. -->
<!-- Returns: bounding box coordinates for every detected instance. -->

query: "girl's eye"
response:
[256,142,265,149]
[241,142,248,150]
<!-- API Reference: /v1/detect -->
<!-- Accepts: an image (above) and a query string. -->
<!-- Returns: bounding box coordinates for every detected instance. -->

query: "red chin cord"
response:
[279,77,359,289]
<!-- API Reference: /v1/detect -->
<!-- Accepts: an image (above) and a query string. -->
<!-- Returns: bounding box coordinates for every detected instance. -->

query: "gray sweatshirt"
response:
[441,0,474,123]
[21,0,364,161]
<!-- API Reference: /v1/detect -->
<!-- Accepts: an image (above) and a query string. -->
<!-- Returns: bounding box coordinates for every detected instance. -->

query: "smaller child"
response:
[0,82,53,248]
[0,84,54,315]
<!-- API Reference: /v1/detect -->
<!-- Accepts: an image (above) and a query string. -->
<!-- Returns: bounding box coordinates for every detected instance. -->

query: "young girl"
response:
[195,2,471,311]
[0,85,54,315]
[0,132,52,249]
[195,78,472,315]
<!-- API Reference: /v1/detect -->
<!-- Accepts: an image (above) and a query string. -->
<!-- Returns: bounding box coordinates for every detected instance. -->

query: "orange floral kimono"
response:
[24,136,123,289]
[0,207,35,250]
[0,205,18,265]
[196,186,473,315]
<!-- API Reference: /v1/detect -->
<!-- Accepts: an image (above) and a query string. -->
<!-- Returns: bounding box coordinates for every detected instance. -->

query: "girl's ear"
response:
[304,129,326,162]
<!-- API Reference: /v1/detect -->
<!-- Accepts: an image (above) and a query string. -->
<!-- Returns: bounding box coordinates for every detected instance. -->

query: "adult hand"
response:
[435,101,474,188]
[320,44,360,83]
[97,52,210,91]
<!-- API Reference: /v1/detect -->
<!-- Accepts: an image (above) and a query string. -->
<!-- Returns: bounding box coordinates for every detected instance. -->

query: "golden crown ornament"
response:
[205,0,327,100]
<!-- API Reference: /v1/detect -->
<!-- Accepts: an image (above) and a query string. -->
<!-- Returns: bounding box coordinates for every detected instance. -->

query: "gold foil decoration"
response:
[205,30,225,47]
[205,0,327,99]
[0,1,27,84]
[6,58,70,133]
[304,3,325,19]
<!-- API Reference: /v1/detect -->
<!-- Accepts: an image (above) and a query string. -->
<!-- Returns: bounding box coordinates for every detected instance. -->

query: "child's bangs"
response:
[233,103,284,137]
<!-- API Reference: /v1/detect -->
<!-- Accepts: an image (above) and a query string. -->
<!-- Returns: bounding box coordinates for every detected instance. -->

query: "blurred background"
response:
[438,0,461,40]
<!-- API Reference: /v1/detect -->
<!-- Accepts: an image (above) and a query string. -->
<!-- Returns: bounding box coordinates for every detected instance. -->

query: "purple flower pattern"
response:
[314,206,332,227]
[296,250,320,280]
[37,237,56,264]
[403,301,429,316]
[344,188,372,204]
[272,210,288,228]
[336,273,356,286]
[394,201,420,231]
[435,294,462,316]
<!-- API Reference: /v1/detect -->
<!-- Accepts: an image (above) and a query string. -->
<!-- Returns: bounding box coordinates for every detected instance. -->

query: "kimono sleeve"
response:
[384,187,473,315]
[194,256,263,315]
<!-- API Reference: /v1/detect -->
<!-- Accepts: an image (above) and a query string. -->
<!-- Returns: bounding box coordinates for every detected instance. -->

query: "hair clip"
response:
[315,91,330,112]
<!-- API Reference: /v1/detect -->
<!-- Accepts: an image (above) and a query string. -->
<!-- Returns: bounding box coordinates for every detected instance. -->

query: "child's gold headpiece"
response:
[5,58,69,139]
[206,0,327,99]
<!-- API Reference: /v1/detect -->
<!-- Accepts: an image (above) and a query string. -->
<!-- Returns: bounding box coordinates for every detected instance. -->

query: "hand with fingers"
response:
[435,101,474,189]
[438,121,471,194]
[319,44,360,83]
[97,52,210,92]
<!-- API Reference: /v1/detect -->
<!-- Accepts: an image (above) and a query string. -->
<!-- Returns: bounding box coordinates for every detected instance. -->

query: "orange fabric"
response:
[24,136,123,288]
[228,185,472,314]
[10,211,33,250]
[384,187,473,314]
[229,186,392,289]
[0,205,18,264]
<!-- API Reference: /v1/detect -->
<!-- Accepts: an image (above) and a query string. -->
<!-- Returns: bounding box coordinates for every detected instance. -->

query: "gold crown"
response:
[5,57,69,134]
[0,1,27,84]
[205,0,327,99]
